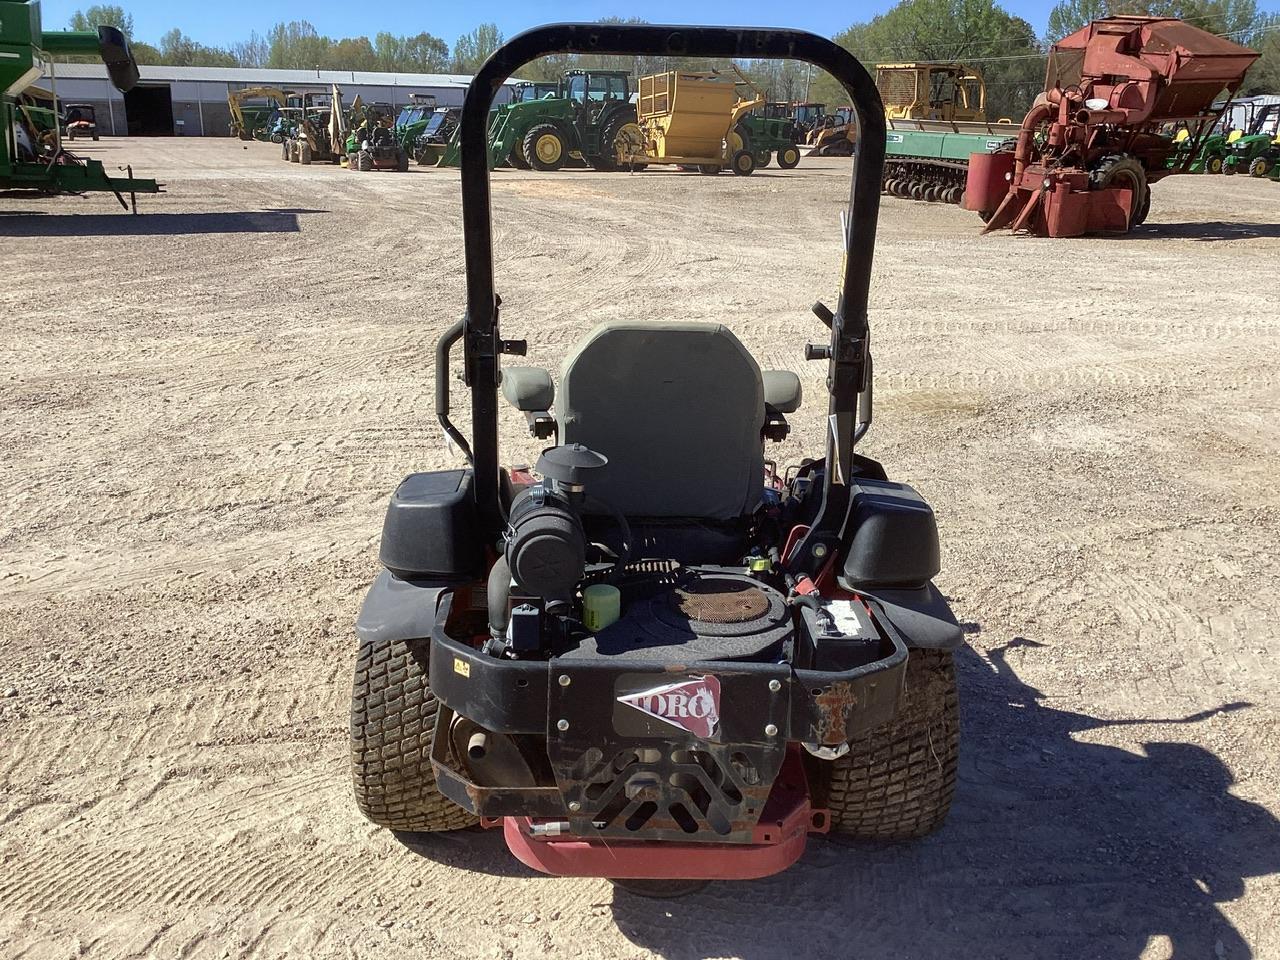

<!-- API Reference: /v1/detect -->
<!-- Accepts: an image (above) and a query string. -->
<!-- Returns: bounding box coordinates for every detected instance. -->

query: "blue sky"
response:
[42,1,1099,48]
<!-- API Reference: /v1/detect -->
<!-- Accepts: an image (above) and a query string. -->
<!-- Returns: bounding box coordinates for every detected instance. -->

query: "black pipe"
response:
[434,318,473,464]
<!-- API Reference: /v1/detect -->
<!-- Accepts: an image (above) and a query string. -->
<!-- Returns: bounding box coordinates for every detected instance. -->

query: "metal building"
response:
[38,63,518,137]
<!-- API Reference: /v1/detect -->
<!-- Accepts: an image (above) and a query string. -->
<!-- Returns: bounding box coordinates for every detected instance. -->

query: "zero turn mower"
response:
[350,23,962,894]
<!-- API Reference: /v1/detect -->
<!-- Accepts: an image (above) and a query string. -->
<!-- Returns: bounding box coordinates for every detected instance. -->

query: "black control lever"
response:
[500,339,527,356]
[805,343,831,361]
[811,301,834,328]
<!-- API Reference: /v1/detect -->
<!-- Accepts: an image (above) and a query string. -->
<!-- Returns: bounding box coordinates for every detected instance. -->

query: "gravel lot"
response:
[2,137,1278,960]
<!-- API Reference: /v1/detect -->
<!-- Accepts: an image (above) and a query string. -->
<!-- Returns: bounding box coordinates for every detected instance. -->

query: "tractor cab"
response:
[563,70,631,124]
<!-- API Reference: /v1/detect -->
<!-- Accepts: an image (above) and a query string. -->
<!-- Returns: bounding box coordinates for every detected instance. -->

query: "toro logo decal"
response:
[617,675,721,739]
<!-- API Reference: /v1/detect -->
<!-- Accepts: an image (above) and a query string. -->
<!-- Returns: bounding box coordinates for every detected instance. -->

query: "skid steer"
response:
[350,23,962,895]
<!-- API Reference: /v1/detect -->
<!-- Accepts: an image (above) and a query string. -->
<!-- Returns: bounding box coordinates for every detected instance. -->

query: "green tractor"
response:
[1176,130,1229,174]
[1223,101,1280,177]
[730,73,803,169]
[1,0,158,208]
[485,69,637,171]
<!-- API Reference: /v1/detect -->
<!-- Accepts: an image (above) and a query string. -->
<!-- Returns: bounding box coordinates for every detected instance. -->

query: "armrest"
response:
[762,370,802,413]
[501,366,554,412]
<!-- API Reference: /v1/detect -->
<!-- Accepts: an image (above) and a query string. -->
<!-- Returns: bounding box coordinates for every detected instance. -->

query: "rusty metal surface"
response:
[671,579,769,624]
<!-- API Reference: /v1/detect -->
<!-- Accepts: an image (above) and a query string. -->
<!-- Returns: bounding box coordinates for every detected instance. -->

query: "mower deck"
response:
[499,747,826,880]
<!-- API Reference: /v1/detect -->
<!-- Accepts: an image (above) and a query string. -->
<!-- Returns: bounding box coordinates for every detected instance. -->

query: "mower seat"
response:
[559,321,765,520]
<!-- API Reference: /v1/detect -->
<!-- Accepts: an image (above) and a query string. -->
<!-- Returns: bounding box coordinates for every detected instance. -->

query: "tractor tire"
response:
[729,123,752,159]
[776,143,801,169]
[357,150,373,172]
[272,132,284,144]
[823,649,959,840]
[1250,157,1271,178]
[281,139,290,161]
[755,150,772,168]
[730,149,756,176]
[508,145,531,169]
[92,134,100,141]
[1090,154,1147,231]
[396,148,410,172]
[594,112,636,172]
[350,632,478,832]
[1133,185,1152,226]
[698,164,721,175]
[524,124,567,171]
[299,142,312,165]
[1207,155,1224,175]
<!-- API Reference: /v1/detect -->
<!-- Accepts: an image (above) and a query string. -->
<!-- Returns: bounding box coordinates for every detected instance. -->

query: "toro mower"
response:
[63,103,99,140]
[351,23,962,893]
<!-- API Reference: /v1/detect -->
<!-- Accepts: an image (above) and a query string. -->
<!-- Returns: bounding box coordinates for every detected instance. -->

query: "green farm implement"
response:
[2,0,159,209]
[883,124,1016,204]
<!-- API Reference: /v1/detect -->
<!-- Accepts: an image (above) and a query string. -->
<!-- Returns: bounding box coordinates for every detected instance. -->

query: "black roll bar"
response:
[443,23,885,562]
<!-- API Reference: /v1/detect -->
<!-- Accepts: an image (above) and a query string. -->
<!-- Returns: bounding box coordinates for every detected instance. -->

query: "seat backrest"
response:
[558,321,764,520]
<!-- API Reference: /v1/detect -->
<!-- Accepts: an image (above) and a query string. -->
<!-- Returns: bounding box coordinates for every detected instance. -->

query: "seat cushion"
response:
[558,322,764,520]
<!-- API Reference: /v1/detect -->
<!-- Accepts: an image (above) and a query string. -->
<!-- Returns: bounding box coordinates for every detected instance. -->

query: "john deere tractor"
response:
[1223,101,1280,178]
[486,69,637,171]
[1,1,158,208]
[728,68,803,169]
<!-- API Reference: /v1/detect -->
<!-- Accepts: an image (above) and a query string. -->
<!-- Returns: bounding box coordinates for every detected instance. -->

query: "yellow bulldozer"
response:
[809,62,1006,156]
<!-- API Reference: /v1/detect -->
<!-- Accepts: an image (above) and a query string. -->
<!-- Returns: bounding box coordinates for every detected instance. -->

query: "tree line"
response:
[63,1,1279,119]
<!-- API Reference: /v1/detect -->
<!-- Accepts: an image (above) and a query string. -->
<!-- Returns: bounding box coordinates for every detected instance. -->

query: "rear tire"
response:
[823,649,959,840]
[350,633,478,832]
[299,142,312,165]
[1090,154,1147,231]
[396,147,410,172]
[1250,156,1270,178]
[357,150,373,172]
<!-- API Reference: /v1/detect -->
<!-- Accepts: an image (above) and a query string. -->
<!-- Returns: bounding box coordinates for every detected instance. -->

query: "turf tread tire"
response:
[350,633,477,832]
[825,649,959,840]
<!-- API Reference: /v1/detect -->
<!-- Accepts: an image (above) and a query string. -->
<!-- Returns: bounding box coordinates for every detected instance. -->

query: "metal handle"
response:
[435,319,474,464]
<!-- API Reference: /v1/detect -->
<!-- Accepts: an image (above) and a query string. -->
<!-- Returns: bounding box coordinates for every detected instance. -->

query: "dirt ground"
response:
[2,136,1279,960]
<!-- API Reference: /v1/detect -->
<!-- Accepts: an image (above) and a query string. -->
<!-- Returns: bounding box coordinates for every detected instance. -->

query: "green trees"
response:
[451,23,503,73]
[67,5,133,37]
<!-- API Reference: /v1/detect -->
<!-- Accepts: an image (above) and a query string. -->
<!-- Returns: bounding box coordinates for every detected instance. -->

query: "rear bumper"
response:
[427,590,906,848]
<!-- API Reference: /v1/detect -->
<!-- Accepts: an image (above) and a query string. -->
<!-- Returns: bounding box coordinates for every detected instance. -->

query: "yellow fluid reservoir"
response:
[582,584,621,632]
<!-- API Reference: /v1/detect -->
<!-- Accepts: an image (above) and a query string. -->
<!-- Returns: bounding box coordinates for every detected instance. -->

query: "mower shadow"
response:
[1129,220,1280,242]
[392,826,539,880]
[611,640,1276,960]
[0,209,322,236]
